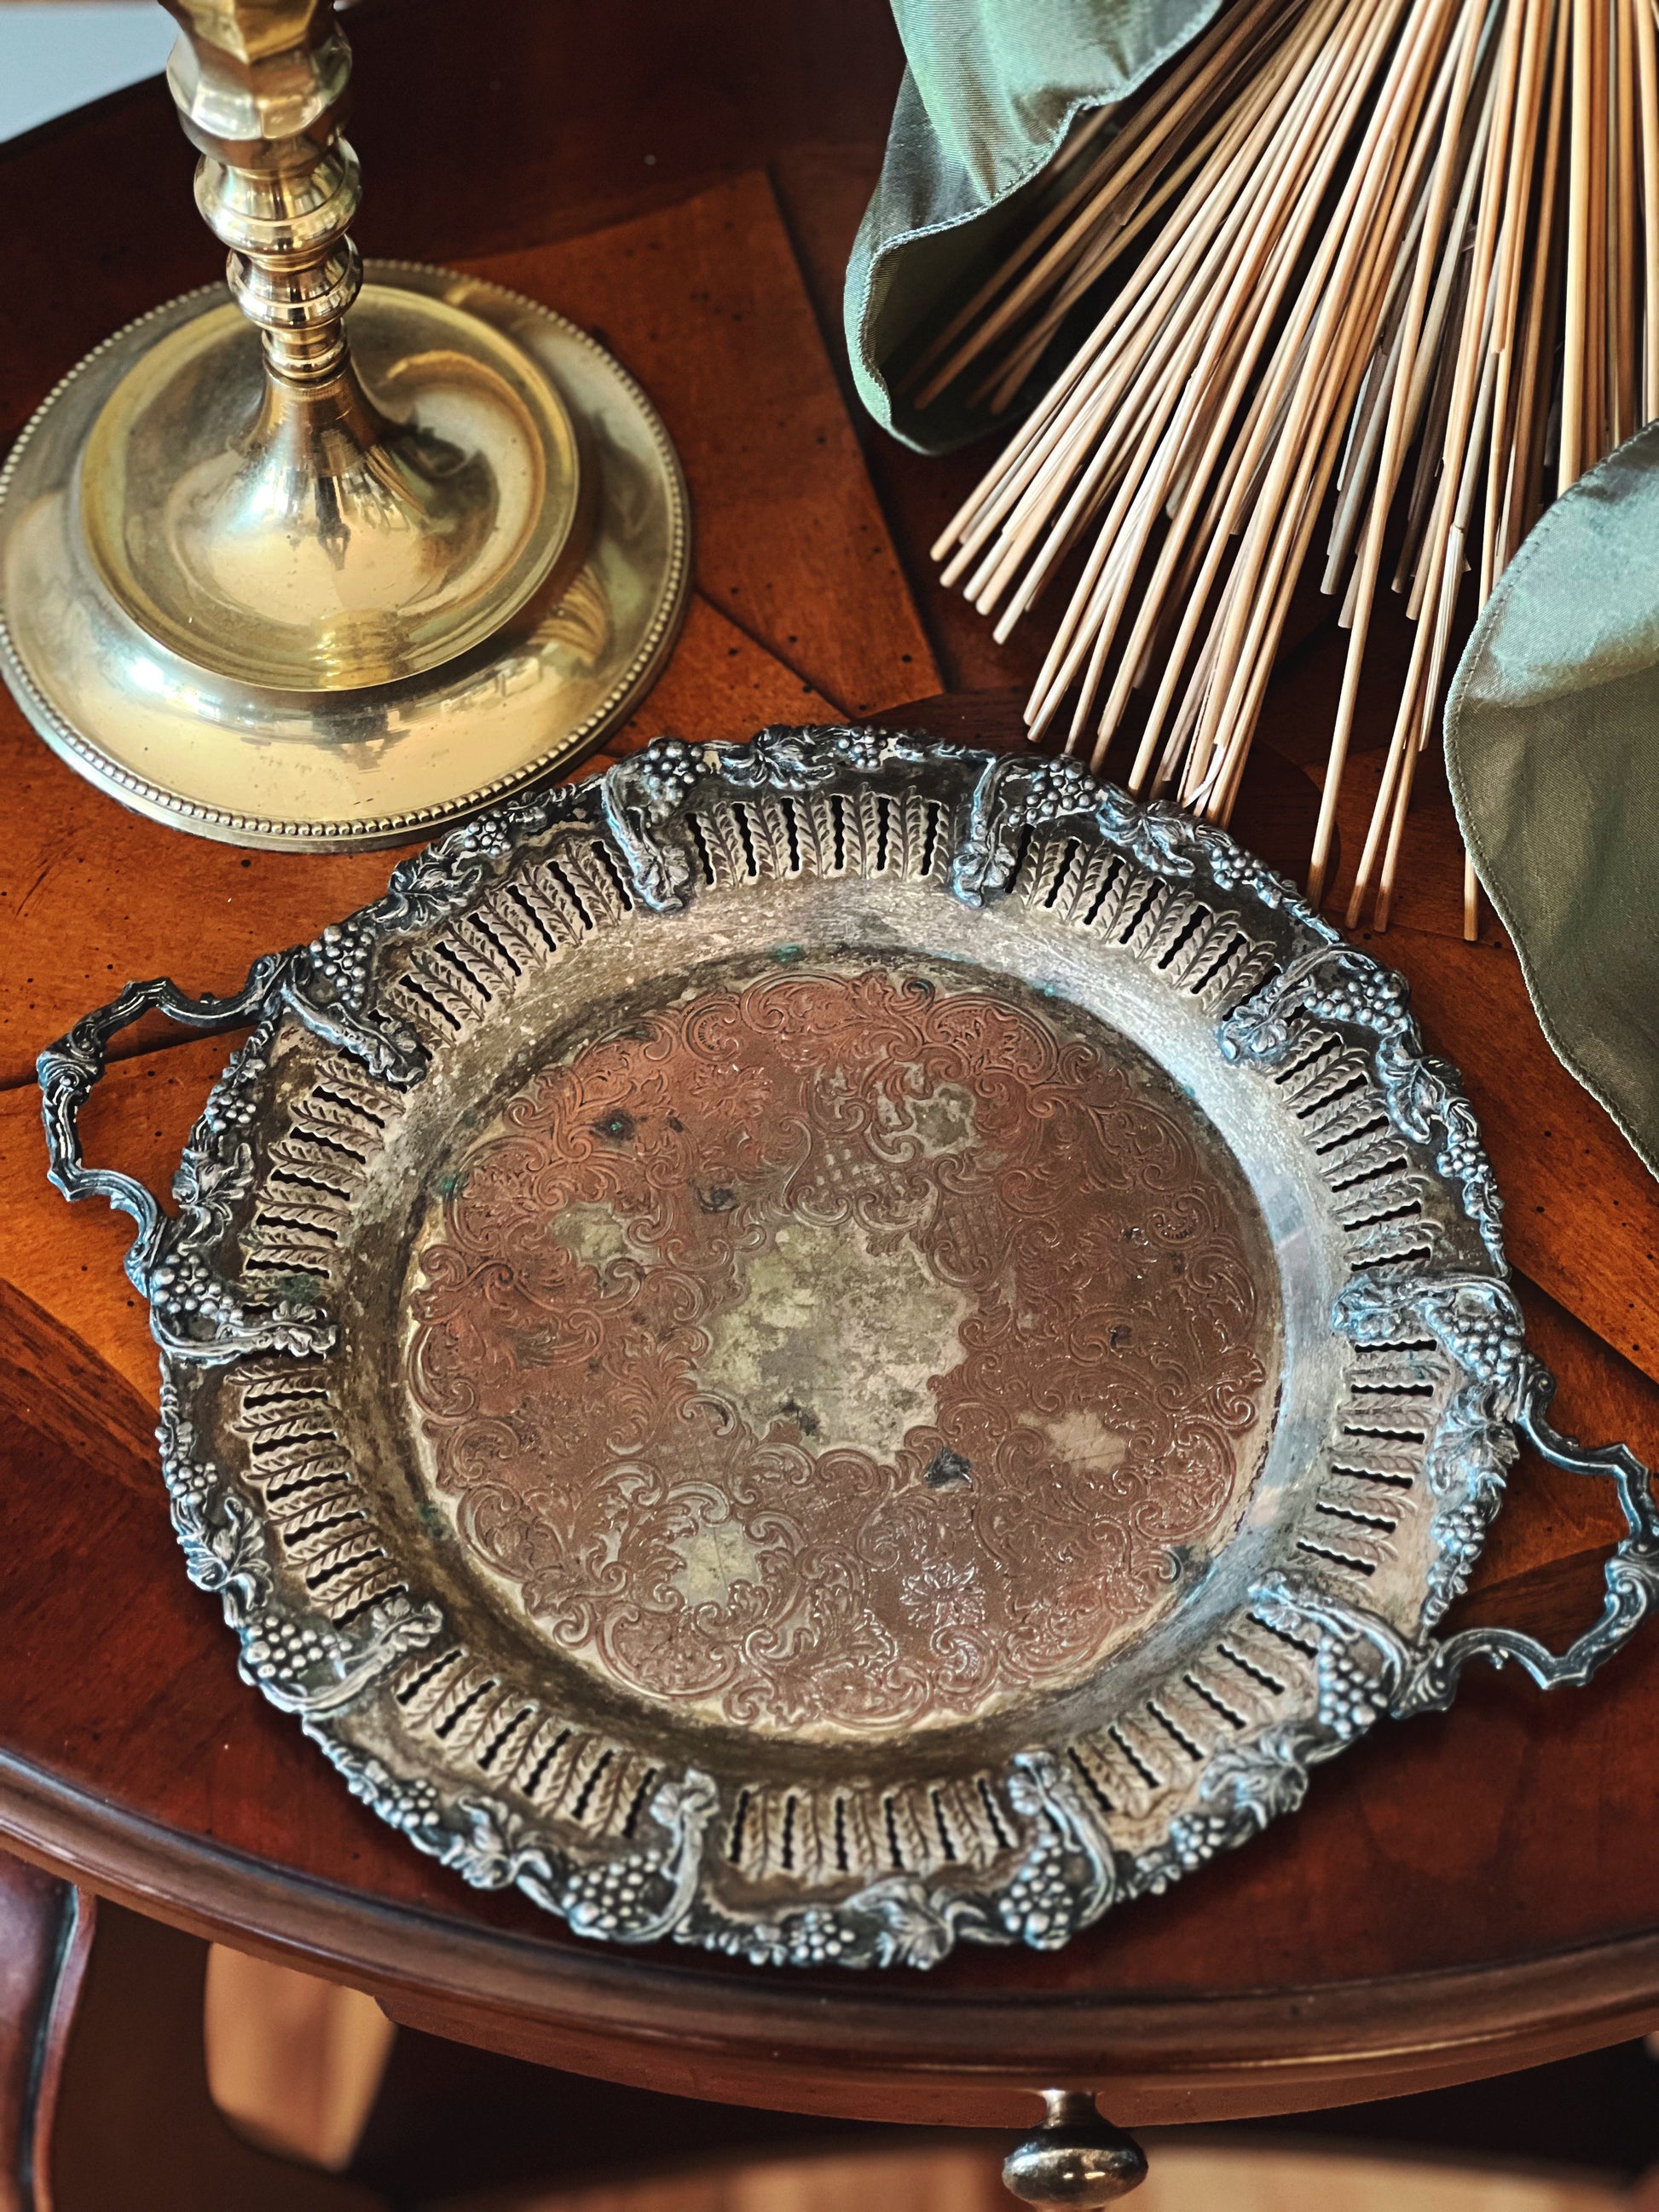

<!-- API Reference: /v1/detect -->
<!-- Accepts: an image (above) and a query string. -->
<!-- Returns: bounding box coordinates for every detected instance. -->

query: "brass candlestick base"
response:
[0,5,689,848]
[82,285,582,694]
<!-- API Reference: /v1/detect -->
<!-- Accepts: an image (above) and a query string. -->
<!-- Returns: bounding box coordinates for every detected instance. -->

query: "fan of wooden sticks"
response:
[916,0,1656,934]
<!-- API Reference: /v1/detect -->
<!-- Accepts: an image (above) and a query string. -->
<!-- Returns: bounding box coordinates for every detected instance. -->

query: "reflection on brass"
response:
[407,959,1279,1741]
[80,300,580,693]
[0,0,688,846]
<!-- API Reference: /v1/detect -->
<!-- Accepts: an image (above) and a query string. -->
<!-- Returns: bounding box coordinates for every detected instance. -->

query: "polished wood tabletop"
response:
[3,0,1659,2137]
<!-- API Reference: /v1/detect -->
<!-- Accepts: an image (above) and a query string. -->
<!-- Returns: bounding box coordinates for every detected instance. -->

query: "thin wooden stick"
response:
[1376,342,1499,926]
[1395,50,1500,606]
[1561,0,1595,484]
[1632,0,1659,419]
[1322,280,1413,594]
[1498,0,1570,569]
[1588,0,1610,460]
[1186,0,1419,776]
[1481,0,1552,606]
[1202,378,1364,817]
[1612,0,1638,446]
[1308,0,1488,903]
[1350,0,1521,927]
[923,0,1659,919]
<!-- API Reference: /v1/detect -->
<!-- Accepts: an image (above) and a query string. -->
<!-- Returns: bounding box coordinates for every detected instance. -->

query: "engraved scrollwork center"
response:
[402,955,1283,1743]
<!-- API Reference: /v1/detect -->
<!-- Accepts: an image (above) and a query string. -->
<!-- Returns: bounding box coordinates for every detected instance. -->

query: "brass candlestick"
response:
[0,0,689,848]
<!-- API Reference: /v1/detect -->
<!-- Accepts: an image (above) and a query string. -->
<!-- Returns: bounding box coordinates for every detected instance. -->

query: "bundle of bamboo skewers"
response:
[916,0,1657,933]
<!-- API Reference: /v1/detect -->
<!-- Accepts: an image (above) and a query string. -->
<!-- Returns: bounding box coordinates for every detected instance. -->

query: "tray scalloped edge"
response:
[61,725,1552,1969]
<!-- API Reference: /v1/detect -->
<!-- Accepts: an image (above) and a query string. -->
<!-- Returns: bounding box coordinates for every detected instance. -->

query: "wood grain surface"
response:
[2,0,1659,2135]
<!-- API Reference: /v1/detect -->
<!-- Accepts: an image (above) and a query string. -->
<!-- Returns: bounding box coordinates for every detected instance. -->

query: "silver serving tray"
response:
[41,727,1659,1969]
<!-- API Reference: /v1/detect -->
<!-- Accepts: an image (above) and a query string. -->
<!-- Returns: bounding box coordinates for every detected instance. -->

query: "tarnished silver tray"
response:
[41,726,1659,1969]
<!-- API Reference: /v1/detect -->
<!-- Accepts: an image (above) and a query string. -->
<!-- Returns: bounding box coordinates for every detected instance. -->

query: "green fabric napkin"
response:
[844,0,1220,452]
[1446,422,1659,1183]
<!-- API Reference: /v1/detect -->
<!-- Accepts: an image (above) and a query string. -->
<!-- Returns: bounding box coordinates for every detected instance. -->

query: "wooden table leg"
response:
[0,1852,386,2212]
[0,1851,93,2212]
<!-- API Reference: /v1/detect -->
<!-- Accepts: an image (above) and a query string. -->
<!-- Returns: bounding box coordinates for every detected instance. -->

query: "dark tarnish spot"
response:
[1109,1323,1132,1349]
[667,1112,685,1133]
[592,1109,637,1143]
[697,1185,737,1213]
[778,1397,820,1438]
[925,1449,973,1491]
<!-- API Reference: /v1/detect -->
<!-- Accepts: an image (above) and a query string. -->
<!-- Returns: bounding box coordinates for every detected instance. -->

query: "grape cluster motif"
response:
[1315,1638,1381,1740]
[780,1906,860,1966]
[997,1817,1082,1948]
[563,1851,672,1939]
[1423,1284,1528,1394]
[629,736,701,810]
[1162,1809,1239,1874]
[242,1615,331,1693]
[308,919,377,1009]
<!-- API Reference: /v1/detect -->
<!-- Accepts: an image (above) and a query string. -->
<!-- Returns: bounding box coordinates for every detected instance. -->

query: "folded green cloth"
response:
[1447,423,1659,1183]
[844,0,1219,452]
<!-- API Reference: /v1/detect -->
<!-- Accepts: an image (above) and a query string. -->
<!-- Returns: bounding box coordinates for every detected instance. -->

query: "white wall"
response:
[0,4,175,142]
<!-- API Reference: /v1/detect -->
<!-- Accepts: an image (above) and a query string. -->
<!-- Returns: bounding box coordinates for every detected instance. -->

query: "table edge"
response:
[3,1747,1657,2127]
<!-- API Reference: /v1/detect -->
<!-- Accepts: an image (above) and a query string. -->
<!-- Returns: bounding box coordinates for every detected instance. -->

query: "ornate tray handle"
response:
[1255,1364,1659,1728]
[1393,1370,1659,1710]
[36,954,335,1366]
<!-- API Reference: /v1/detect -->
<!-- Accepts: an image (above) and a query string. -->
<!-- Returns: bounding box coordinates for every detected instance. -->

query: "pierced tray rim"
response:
[51,725,1562,1972]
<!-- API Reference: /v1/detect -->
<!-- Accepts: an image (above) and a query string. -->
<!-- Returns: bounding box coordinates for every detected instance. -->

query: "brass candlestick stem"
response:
[0,1,689,848]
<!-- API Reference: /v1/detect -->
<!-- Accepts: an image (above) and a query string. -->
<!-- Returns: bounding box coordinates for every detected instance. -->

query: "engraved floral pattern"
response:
[407,962,1278,1737]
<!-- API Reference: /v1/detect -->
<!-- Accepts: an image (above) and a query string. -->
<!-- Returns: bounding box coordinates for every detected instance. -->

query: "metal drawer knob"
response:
[1003,2091,1148,2205]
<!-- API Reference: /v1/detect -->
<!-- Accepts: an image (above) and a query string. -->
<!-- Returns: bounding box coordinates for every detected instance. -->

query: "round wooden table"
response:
[3,0,1659,2176]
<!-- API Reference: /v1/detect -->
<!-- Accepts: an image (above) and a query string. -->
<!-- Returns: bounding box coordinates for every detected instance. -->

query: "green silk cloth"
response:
[1447,423,1659,1182]
[844,0,1220,451]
